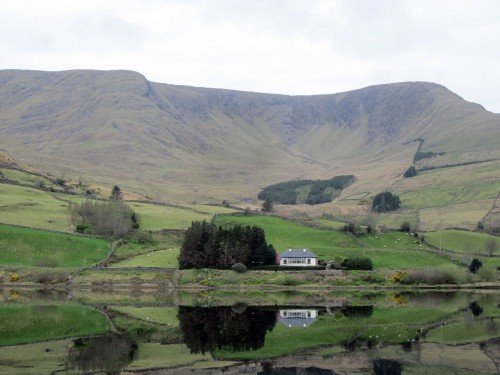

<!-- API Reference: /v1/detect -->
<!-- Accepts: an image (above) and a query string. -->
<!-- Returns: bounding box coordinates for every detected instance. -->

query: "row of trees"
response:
[178,221,276,269]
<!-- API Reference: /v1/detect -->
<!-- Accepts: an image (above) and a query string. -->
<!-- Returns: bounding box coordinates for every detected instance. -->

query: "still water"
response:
[0,289,498,374]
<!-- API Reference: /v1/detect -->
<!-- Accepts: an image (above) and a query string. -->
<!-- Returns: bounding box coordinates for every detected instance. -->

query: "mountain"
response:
[0,70,498,219]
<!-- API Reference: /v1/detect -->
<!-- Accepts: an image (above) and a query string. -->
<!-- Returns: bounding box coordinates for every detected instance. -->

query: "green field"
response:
[0,224,110,267]
[424,230,499,255]
[128,202,213,230]
[0,305,110,346]
[111,249,179,268]
[215,214,454,270]
[0,183,72,231]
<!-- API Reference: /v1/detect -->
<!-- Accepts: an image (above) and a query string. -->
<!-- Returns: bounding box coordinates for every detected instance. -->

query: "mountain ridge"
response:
[0,69,498,205]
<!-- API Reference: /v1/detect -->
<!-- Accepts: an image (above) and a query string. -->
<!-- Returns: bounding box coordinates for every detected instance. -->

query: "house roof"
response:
[280,248,317,258]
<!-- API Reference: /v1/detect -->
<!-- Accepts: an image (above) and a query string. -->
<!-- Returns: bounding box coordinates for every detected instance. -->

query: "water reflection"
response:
[65,335,137,374]
[0,290,498,374]
[178,305,277,354]
[279,309,318,328]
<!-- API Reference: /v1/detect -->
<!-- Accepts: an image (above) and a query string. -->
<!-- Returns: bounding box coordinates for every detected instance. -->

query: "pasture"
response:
[424,230,499,255]
[0,224,110,267]
[0,183,72,231]
[126,202,213,230]
[111,248,179,268]
[215,214,454,270]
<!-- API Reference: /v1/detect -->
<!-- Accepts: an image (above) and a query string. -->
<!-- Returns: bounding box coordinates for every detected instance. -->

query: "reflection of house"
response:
[279,309,318,328]
[279,249,318,266]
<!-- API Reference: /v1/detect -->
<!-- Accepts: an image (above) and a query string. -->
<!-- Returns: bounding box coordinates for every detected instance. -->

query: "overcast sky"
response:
[1,0,499,112]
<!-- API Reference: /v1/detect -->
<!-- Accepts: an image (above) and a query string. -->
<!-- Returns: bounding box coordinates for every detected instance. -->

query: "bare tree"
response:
[485,239,497,257]
[70,200,134,239]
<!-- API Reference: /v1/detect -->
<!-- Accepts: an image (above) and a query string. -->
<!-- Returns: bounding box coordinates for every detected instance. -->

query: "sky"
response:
[1,0,499,112]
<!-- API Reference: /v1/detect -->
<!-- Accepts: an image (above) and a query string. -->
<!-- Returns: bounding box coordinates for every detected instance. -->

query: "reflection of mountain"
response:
[279,309,318,328]
[178,306,277,354]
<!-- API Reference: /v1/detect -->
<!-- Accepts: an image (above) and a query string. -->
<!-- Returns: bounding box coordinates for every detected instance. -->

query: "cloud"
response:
[0,0,498,112]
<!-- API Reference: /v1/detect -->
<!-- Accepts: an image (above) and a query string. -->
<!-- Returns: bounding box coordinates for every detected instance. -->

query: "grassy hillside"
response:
[0,184,73,231]
[0,224,109,267]
[0,181,227,232]
[215,214,454,270]
[424,230,499,255]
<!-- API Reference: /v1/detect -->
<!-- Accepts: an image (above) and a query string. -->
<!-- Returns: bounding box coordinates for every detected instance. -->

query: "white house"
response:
[279,309,318,328]
[279,248,318,266]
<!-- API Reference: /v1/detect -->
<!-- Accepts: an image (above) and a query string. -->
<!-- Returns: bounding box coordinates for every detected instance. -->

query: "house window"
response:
[307,259,311,264]
[284,259,287,264]
[287,258,307,264]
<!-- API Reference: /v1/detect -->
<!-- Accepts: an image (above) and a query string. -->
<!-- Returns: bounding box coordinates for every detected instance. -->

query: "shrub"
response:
[477,267,496,281]
[279,275,300,286]
[35,259,59,268]
[399,222,411,232]
[75,223,89,233]
[35,272,64,284]
[334,255,347,263]
[360,273,385,284]
[371,191,401,212]
[341,223,362,236]
[341,257,373,270]
[261,198,274,212]
[342,306,373,318]
[390,270,408,283]
[400,266,465,285]
[468,258,482,274]
[403,166,417,178]
[231,263,248,274]
[9,272,20,282]
[55,178,66,186]
[130,231,155,244]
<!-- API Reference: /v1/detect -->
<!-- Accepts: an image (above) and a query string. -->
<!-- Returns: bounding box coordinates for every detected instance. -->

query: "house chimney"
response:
[303,249,306,252]
[288,249,291,252]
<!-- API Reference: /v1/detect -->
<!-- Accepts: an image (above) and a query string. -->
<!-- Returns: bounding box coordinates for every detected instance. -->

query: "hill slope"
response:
[0,70,498,216]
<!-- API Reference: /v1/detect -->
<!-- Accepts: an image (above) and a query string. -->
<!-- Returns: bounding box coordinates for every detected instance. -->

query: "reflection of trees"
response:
[178,306,277,354]
[66,335,137,375]
[373,359,402,375]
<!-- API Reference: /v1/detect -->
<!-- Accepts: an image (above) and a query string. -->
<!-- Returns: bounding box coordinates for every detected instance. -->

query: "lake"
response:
[0,289,498,374]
